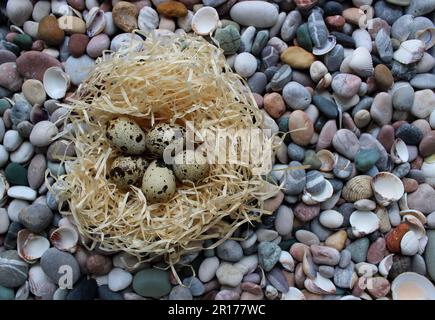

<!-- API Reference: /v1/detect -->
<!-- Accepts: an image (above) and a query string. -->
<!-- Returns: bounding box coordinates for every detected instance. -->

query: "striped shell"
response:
[342,175,373,202]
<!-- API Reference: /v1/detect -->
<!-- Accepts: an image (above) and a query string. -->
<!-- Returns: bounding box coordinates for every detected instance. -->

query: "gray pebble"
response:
[282,81,311,110]
[258,241,281,272]
[216,240,243,262]
[182,276,205,296]
[41,248,81,285]
[339,249,352,268]
[0,250,28,288]
[18,203,53,233]
[270,64,292,92]
[287,143,305,161]
[247,72,267,94]
[169,285,193,300]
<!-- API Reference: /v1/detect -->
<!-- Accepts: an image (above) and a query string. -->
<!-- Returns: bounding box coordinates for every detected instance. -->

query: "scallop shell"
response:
[85,7,106,37]
[317,150,335,172]
[379,254,394,277]
[371,172,405,206]
[17,230,50,264]
[349,47,374,77]
[402,214,426,239]
[192,7,220,36]
[416,27,435,50]
[50,226,79,253]
[304,273,336,295]
[29,265,56,300]
[393,39,425,64]
[312,35,336,56]
[391,272,435,300]
[281,287,306,300]
[352,29,372,52]
[391,138,409,164]
[302,179,334,204]
[15,281,29,300]
[43,67,70,100]
[391,14,414,42]
[349,210,380,237]
[400,231,419,256]
[342,175,373,202]
[399,210,427,225]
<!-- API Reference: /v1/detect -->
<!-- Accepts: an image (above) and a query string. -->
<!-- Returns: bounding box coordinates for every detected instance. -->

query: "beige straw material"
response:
[51,33,280,264]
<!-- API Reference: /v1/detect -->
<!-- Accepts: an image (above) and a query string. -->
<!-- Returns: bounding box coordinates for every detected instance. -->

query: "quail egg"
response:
[145,123,186,158]
[141,160,177,203]
[173,150,210,182]
[106,117,147,155]
[109,156,148,189]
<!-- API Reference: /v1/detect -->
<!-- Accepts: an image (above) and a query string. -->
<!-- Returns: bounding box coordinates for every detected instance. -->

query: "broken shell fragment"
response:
[371,172,405,206]
[85,7,106,37]
[400,231,419,256]
[393,40,425,64]
[402,214,426,239]
[304,273,336,295]
[391,139,409,164]
[192,7,220,36]
[379,254,394,277]
[43,67,71,100]
[349,210,380,237]
[391,272,435,300]
[317,150,335,172]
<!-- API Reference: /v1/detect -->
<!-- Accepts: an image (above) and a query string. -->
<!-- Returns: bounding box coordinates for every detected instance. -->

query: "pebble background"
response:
[0,0,435,301]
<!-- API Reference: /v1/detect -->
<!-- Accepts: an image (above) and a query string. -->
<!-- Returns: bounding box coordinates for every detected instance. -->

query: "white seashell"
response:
[349,47,374,77]
[352,29,372,52]
[393,39,425,64]
[29,265,56,299]
[415,27,435,50]
[319,210,343,229]
[17,229,50,264]
[0,173,9,205]
[402,214,426,239]
[313,35,336,56]
[51,0,72,16]
[15,281,29,300]
[391,272,435,300]
[399,192,409,211]
[399,209,427,225]
[281,287,306,300]
[390,138,409,164]
[418,235,428,255]
[304,273,336,295]
[85,7,106,37]
[400,231,419,256]
[303,179,334,204]
[310,61,328,83]
[43,67,71,100]
[302,252,317,280]
[192,7,220,36]
[333,93,360,112]
[371,172,405,206]
[378,254,394,277]
[58,216,76,229]
[317,150,335,172]
[279,251,295,272]
[349,210,380,237]
[50,226,79,253]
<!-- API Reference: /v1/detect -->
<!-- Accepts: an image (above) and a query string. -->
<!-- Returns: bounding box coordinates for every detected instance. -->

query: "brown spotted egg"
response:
[106,117,147,155]
[145,123,186,158]
[173,150,210,182]
[141,160,176,203]
[110,156,148,189]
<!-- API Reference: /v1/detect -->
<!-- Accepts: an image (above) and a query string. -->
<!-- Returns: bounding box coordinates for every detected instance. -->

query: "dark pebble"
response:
[395,124,423,145]
[323,1,343,16]
[98,285,124,300]
[67,278,98,300]
[324,44,344,72]
[331,32,355,48]
[4,222,23,250]
[312,95,339,119]
[388,255,412,280]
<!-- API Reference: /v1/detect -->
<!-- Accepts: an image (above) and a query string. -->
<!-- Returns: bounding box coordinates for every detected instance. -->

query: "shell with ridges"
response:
[317,150,335,172]
[29,265,56,299]
[349,210,380,237]
[349,47,374,77]
[391,138,409,164]
[391,14,414,42]
[393,40,425,65]
[352,29,372,52]
[342,175,373,202]
[379,254,394,277]
[43,67,71,100]
[391,272,435,300]
[50,226,79,253]
[17,229,50,264]
[415,27,435,50]
[371,172,405,206]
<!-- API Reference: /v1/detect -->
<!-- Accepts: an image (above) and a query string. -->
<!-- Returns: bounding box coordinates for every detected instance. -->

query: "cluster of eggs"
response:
[105,117,210,203]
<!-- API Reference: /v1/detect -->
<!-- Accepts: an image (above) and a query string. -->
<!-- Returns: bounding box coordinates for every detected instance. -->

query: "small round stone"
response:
[18,203,53,233]
[0,250,28,288]
[234,52,257,78]
[29,121,59,147]
[216,240,243,262]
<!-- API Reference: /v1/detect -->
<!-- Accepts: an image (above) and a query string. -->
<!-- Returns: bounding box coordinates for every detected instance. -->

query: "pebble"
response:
[282,82,311,111]
[138,6,159,33]
[86,34,110,58]
[408,184,435,214]
[281,46,316,70]
[169,285,193,300]
[6,0,33,26]
[288,111,314,146]
[346,237,370,263]
[16,51,61,81]
[98,285,124,300]
[64,55,95,86]
[295,230,320,246]
[29,121,58,147]
[234,52,257,78]
[133,269,171,298]
[230,1,279,28]
[0,250,28,288]
[198,257,220,283]
[411,90,435,119]
[38,15,65,47]
[7,186,36,201]
[258,242,281,272]
[113,1,139,32]
[274,206,293,236]
[294,203,320,222]
[319,210,344,229]
[108,268,132,292]
[216,262,243,287]
[40,248,80,285]
[396,124,423,145]
[339,249,352,268]
[266,267,289,293]
[67,278,98,300]
[311,245,341,266]
[333,263,355,289]
[312,95,338,119]
[216,240,243,262]
[332,129,360,160]
[281,160,306,195]
[214,25,240,55]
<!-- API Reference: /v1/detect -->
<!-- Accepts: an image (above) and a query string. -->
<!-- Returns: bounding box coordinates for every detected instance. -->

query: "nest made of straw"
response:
[54,33,279,264]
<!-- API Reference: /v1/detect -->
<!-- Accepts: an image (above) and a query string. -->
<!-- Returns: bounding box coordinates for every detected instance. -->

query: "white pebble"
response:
[0,208,10,234]
[108,268,133,292]
[10,142,34,164]
[104,12,117,36]
[430,110,435,129]
[198,257,220,283]
[234,52,258,78]
[7,199,29,223]
[319,210,344,229]
[138,6,159,33]
[3,130,23,152]
[7,186,37,201]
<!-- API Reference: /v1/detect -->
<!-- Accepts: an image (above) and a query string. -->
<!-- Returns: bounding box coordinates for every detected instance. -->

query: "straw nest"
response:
[53,33,279,264]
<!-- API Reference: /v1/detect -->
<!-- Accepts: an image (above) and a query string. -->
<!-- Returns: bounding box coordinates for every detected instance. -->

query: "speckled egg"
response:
[109,156,148,189]
[141,160,177,203]
[145,123,186,157]
[173,150,210,182]
[106,117,147,155]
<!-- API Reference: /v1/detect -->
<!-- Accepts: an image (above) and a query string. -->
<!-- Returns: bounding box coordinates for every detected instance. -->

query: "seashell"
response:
[281,287,306,300]
[371,172,405,206]
[393,40,425,65]
[192,7,220,36]
[415,27,435,50]
[302,251,317,280]
[399,193,409,211]
[349,47,374,77]
[342,175,373,202]
[333,93,360,112]
[349,210,380,237]
[312,35,336,56]
[43,67,70,100]
[279,251,295,272]
[317,150,335,172]
[352,29,372,52]
[399,210,427,225]
[402,215,426,239]
[15,281,29,300]
[29,265,56,300]
[304,273,336,295]
[85,7,106,37]
[50,226,79,253]
[333,155,353,179]
[0,173,9,206]
[303,179,334,204]
[391,15,414,42]
[391,272,435,300]
[379,254,394,277]
[17,229,50,264]
[400,231,419,256]
[390,139,409,164]
[418,236,428,255]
